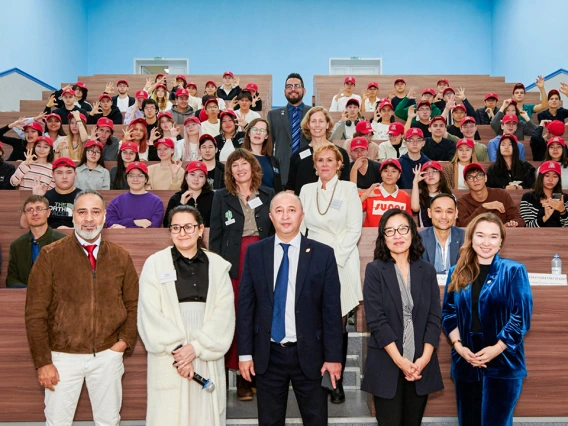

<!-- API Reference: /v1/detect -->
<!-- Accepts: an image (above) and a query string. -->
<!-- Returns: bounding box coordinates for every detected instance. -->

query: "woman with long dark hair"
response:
[74,140,110,190]
[442,213,533,426]
[543,136,568,188]
[215,110,245,163]
[10,136,55,190]
[443,138,478,190]
[110,142,140,190]
[362,208,443,425]
[486,134,535,190]
[411,160,452,227]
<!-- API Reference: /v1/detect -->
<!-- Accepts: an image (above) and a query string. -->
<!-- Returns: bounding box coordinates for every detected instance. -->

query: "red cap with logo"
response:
[223,71,234,78]
[421,160,442,172]
[52,157,76,170]
[220,110,237,120]
[117,79,129,86]
[463,162,485,178]
[135,90,149,99]
[437,79,450,86]
[429,116,446,126]
[84,140,103,150]
[199,134,216,145]
[344,76,356,85]
[98,93,112,102]
[184,116,201,126]
[176,75,187,82]
[456,138,475,149]
[129,118,147,127]
[502,114,518,124]
[204,98,219,108]
[44,113,62,122]
[126,161,148,175]
[154,84,167,92]
[394,78,406,85]
[186,160,208,175]
[158,111,173,121]
[120,141,139,152]
[176,88,190,97]
[244,83,258,92]
[485,92,499,101]
[156,74,165,79]
[378,100,393,111]
[67,112,87,122]
[405,128,424,139]
[154,138,175,148]
[61,88,75,97]
[346,98,360,108]
[548,89,560,99]
[512,83,525,94]
[187,81,197,89]
[547,136,566,147]
[380,158,402,172]
[205,80,217,88]
[35,136,53,146]
[452,104,467,113]
[97,117,114,131]
[367,81,379,89]
[443,87,455,96]
[416,100,431,110]
[539,160,562,175]
[75,81,87,89]
[460,116,476,127]
[500,133,518,144]
[350,137,369,151]
[422,88,436,97]
[546,120,565,136]
[23,122,43,133]
[355,120,373,135]
[387,122,405,136]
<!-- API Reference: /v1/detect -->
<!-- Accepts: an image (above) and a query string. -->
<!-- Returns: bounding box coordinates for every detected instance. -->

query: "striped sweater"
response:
[10,162,55,191]
[519,191,568,227]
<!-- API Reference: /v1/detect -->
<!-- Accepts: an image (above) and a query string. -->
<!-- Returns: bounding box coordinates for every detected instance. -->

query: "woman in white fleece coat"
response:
[138,205,235,426]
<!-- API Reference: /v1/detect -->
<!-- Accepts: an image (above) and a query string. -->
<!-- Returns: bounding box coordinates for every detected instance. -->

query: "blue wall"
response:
[492,0,568,86]
[85,0,493,105]
[0,0,87,88]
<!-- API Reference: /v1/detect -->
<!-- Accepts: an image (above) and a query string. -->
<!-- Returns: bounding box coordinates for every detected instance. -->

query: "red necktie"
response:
[82,244,97,271]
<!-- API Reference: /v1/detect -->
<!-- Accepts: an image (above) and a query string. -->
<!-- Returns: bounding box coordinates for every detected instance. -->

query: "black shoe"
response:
[330,380,345,404]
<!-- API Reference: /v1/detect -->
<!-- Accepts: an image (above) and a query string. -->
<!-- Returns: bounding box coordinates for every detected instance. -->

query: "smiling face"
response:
[177,95,189,109]
[121,148,136,164]
[249,120,268,147]
[221,115,236,134]
[156,144,174,161]
[34,141,51,159]
[126,168,147,191]
[472,220,502,264]
[24,200,50,227]
[428,196,456,230]
[231,158,252,185]
[72,193,105,242]
[384,213,412,256]
[284,77,305,104]
[461,121,477,138]
[548,142,563,161]
[169,211,204,253]
[205,84,216,96]
[381,165,401,185]
[314,148,342,182]
[53,166,76,190]
[308,110,329,139]
[46,117,60,132]
[269,192,304,239]
[186,170,207,191]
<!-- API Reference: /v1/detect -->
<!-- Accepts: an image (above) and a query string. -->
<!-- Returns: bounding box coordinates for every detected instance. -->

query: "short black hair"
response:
[237,91,253,101]
[430,192,457,207]
[285,73,304,87]
[373,209,424,262]
[142,99,159,110]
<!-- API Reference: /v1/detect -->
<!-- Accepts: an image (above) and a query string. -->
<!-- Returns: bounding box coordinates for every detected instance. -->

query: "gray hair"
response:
[74,189,106,209]
[269,191,303,212]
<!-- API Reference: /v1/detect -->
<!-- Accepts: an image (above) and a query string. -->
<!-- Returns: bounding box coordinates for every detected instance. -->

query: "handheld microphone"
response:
[193,372,215,392]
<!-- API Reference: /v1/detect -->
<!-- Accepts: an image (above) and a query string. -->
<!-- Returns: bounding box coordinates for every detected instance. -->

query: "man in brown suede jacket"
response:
[25,190,138,426]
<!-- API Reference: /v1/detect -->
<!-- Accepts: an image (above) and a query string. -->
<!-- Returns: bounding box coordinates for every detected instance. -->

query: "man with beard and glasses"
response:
[419,193,465,274]
[267,73,312,184]
[25,190,138,426]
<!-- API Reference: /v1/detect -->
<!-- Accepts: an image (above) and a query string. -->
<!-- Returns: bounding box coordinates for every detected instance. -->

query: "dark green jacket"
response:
[6,227,66,288]
[394,96,442,121]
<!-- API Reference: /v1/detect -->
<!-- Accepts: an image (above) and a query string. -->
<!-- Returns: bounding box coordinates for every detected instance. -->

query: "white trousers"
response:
[45,349,124,426]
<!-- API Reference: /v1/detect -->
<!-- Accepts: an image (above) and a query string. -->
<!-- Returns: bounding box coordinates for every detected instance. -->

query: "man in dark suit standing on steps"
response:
[268,73,312,185]
[237,192,343,426]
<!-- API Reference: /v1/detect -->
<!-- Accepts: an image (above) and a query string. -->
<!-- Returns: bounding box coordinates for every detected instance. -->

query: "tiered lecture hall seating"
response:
[0,74,566,422]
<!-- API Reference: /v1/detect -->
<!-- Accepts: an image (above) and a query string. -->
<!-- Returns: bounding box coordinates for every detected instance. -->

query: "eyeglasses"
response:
[285,84,303,90]
[250,127,267,134]
[417,108,431,112]
[23,207,50,214]
[466,172,485,181]
[423,170,440,175]
[461,124,476,130]
[144,106,156,111]
[384,225,410,237]
[86,149,101,155]
[206,105,219,110]
[127,174,145,180]
[405,138,424,145]
[169,223,199,234]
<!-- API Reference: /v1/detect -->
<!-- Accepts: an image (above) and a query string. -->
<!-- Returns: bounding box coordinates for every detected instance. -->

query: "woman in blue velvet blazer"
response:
[442,212,533,426]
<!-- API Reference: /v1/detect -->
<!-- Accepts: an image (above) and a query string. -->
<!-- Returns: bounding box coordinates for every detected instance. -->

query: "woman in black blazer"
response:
[362,208,443,426]
[209,148,275,400]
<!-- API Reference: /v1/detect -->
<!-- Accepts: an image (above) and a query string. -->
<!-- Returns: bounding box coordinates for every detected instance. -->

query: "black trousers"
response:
[256,343,328,426]
[374,370,428,426]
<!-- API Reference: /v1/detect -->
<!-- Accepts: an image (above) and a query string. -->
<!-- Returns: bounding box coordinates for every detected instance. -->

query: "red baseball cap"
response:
[463,162,485,178]
[175,75,187,82]
[548,89,561,99]
[186,160,208,175]
[158,111,173,121]
[199,134,216,145]
[350,137,369,151]
[539,160,562,175]
[437,79,450,86]
[484,92,499,101]
[355,120,373,135]
[244,83,259,93]
[35,136,53,146]
[75,81,87,89]
[460,116,476,127]
[184,116,201,126]
[443,87,455,96]
[220,110,237,120]
[422,88,436,97]
[387,122,405,136]
[205,80,217,88]
[176,88,190,97]
[429,116,446,126]
[378,100,393,111]
[155,84,167,92]
[547,136,566,147]
[98,93,112,102]
[512,83,525,94]
[156,74,165,79]
[67,112,87,123]
[97,117,114,131]
[126,161,148,175]
[187,81,197,89]
[416,100,431,110]
[405,128,424,139]
[129,118,147,127]
[345,98,360,108]
[117,79,129,86]
[452,104,467,113]
[23,122,43,133]
[394,78,406,85]
[456,138,475,149]
[421,160,442,172]
[44,113,61,122]
[198,110,208,122]
[546,120,566,136]
[344,76,356,85]
[367,81,379,89]
[204,98,219,108]
[61,88,75,97]
[135,90,149,99]
[120,141,139,152]
[84,140,103,151]
[380,158,402,172]
[154,138,175,149]
[500,133,518,144]
[52,157,76,170]
[502,114,518,124]
[223,71,234,78]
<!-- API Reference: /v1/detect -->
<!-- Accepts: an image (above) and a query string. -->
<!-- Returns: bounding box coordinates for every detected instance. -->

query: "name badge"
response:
[331,199,343,210]
[248,197,263,209]
[299,149,312,160]
[160,270,177,284]
[225,218,236,226]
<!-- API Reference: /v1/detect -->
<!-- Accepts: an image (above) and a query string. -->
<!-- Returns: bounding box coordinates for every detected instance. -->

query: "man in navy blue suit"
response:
[237,192,343,426]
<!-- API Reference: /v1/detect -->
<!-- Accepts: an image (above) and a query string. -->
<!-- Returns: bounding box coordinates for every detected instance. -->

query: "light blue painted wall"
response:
[492,0,568,86]
[85,0,493,105]
[0,0,87,88]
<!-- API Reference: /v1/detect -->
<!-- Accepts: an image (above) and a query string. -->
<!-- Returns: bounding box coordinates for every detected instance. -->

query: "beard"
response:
[75,221,104,241]
[285,91,304,104]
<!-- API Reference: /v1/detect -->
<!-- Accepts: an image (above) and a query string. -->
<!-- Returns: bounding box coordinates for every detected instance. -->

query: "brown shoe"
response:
[237,375,254,401]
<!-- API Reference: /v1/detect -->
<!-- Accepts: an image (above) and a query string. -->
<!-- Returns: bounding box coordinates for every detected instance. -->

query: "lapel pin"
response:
[306,248,311,252]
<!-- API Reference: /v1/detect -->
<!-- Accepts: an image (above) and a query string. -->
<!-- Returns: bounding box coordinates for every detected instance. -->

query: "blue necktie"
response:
[271,243,290,343]
[291,107,301,154]
[31,238,40,264]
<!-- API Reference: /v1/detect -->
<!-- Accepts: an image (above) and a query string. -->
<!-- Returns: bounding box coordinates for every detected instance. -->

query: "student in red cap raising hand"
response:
[11,136,56,191]
[330,76,362,112]
[411,160,453,227]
